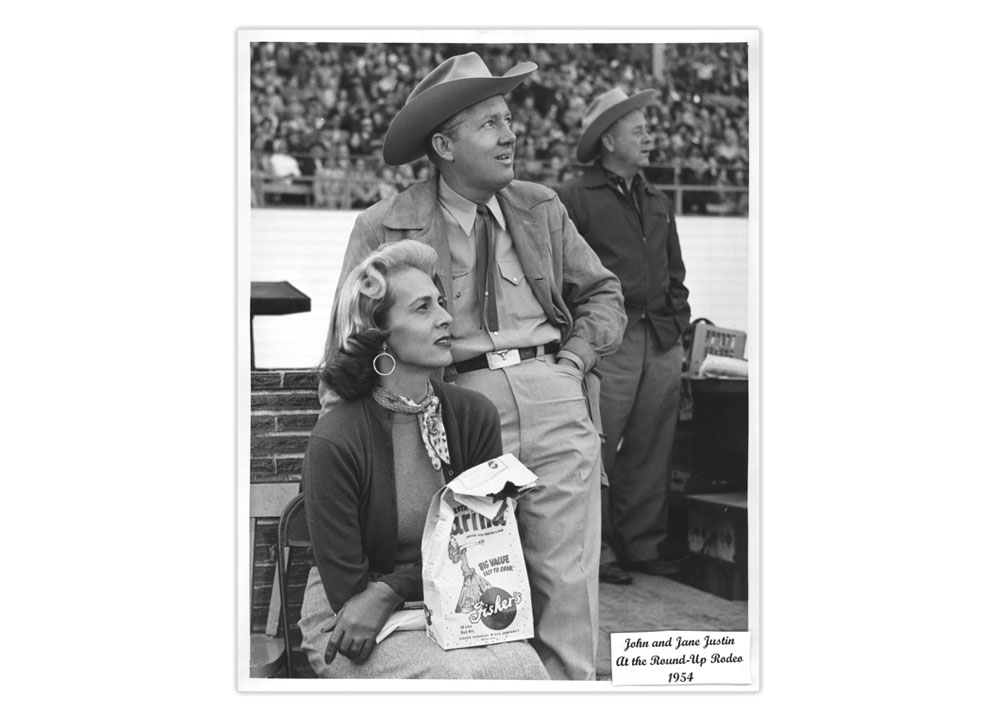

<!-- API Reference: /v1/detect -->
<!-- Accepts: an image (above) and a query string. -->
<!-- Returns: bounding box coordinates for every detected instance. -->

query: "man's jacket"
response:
[335,176,626,374]
[558,165,691,351]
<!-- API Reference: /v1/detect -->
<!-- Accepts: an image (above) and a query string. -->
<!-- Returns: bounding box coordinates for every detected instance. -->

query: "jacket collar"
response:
[582,162,653,195]
[376,175,554,308]
[582,163,609,188]
[382,176,439,230]
[382,172,552,230]
[494,186,551,297]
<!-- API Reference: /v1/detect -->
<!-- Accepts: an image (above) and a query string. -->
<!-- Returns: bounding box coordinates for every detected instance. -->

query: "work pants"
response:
[599,322,683,565]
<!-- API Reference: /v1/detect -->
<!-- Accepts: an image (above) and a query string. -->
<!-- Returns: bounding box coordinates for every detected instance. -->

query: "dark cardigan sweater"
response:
[301,379,502,613]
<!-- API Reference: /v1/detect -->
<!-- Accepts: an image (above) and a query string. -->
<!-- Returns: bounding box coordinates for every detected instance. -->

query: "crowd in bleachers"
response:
[250,42,749,215]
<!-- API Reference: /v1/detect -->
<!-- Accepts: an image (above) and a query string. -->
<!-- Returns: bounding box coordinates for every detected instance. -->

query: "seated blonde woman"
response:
[299,240,548,680]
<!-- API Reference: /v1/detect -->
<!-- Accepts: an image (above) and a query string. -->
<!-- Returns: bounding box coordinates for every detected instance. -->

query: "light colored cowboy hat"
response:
[576,87,659,164]
[382,52,537,166]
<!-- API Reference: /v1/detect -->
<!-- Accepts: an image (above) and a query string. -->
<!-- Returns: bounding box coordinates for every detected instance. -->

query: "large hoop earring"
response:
[373,350,396,377]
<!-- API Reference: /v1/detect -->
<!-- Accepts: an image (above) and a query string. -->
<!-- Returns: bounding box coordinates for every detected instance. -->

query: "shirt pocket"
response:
[450,269,480,336]
[497,260,525,287]
[497,260,545,321]
[451,268,474,302]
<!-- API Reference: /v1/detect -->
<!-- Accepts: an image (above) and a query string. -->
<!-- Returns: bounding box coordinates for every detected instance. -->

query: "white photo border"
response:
[237,27,760,692]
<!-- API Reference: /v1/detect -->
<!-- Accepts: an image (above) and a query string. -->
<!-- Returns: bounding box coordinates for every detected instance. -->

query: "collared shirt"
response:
[601,165,645,226]
[437,176,560,363]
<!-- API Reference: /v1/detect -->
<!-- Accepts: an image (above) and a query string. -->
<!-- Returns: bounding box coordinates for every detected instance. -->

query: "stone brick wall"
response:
[250,369,318,636]
[251,369,319,482]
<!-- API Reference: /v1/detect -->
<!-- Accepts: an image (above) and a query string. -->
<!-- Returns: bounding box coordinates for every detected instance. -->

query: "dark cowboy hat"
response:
[382,52,537,166]
[576,87,659,164]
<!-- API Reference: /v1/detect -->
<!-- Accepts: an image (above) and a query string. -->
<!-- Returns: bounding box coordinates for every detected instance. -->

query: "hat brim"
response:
[382,62,537,166]
[576,89,658,164]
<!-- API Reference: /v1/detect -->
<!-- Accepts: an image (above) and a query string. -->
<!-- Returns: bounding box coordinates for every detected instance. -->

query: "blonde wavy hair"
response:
[332,239,438,349]
[318,240,440,399]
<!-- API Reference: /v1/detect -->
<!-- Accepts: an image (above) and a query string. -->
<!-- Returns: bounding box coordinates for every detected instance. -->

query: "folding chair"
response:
[249,482,300,678]
[276,492,312,677]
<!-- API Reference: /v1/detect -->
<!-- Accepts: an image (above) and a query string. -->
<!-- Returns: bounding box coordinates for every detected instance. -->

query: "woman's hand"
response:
[324,582,402,665]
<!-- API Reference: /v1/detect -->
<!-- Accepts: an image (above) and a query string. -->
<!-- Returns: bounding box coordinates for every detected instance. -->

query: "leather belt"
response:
[451,341,560,374]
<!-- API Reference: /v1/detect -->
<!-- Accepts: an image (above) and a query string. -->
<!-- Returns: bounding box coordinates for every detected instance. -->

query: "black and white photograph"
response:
[238,28,759,690]
[11,2,1000,716]
[7,0,1000,720]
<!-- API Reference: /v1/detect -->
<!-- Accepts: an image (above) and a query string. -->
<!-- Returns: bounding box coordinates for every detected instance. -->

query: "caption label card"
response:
[611,631,752,686]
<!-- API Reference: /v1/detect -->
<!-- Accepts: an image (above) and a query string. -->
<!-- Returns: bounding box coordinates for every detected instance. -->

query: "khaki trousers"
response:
[452,356,602,681]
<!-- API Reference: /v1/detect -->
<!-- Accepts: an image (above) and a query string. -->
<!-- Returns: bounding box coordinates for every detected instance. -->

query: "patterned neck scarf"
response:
[372,381,451,471]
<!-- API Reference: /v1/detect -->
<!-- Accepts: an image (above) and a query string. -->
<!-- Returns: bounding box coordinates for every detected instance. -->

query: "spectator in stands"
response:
[300,239,548,680]
[255,116,277,147]
[311,144,338,208]
[267,138,301,183]
[680,146,710,214]
[375,166,400,201]
[348,157,378,209]
[721,167,750,216]
[715,126,747,168]
[733,168,750,216]
[546,152,567,186]
[517,135,544,180]
[706,156,724,206]
[645,129,674,184]
[249,42,750,212]
[250,153,267,208]
[358,115,377,147]
[300,139,329,180]
[322,146,353,209]
[285,128,309,157]
[347,116,379,156]
[250,134,270,207]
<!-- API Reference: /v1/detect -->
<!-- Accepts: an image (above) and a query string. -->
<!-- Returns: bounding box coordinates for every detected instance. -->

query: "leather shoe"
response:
[620,558,684,577]
[599,562,633,585]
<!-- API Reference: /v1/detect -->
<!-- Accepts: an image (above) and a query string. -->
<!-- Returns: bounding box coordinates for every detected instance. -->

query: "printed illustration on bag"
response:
[447,533,523,630]
[449,537,489,612]
[422,453,537,649]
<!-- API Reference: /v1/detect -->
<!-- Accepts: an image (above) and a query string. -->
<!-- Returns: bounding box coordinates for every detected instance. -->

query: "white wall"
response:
[679,215,750,333]
[250,209,353,369]
[250,209,750,369]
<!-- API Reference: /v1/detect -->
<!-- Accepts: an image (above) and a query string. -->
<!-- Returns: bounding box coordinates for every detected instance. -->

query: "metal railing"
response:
[252,165,749,217]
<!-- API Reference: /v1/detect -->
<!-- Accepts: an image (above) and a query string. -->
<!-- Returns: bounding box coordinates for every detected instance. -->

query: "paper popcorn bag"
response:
[421,453,537,650]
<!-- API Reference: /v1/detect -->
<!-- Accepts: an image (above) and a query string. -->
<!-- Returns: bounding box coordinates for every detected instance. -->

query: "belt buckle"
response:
[486,348,521,370]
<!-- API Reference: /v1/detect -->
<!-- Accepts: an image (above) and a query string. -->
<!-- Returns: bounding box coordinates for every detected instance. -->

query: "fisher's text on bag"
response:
[421,454,537,650]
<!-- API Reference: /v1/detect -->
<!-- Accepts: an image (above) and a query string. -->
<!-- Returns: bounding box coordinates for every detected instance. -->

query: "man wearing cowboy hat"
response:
[558,87,692,586]
[324,52,626,681]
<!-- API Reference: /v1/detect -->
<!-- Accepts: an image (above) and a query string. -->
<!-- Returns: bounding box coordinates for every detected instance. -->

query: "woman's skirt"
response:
[298,567,549,680]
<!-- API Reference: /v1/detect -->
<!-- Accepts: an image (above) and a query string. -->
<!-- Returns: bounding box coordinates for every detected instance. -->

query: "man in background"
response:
[558,87,691,586]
